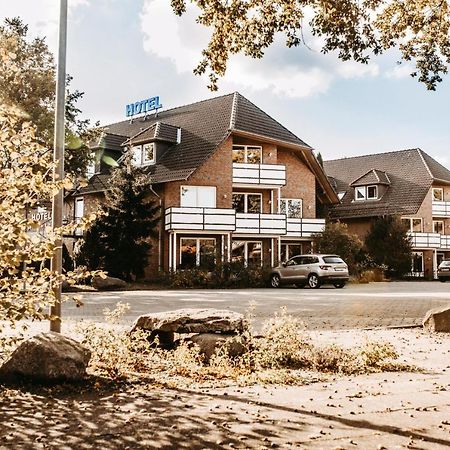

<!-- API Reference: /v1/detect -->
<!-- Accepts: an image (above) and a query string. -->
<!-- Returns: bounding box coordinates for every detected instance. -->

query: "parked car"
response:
[437,260,450,282]
[270,254,349,289]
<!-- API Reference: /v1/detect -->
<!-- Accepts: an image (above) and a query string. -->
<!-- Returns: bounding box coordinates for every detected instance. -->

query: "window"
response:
[433,220,444,234]
[355,186,366,200]
[75,198,84,223]
[231,241,262,266]
[142,143,155,164]
[281,243,303,262]
[232,193,262,213]
[367,185,377,199]
[355,185,378,201]
[402,217,423,232]
[181,186,216,208]
[433,188,444,202]
[132,143,155,166]
[232,145,262,164]
[280,199,302,218]
[180,238,216,270]
[412,252,424,274]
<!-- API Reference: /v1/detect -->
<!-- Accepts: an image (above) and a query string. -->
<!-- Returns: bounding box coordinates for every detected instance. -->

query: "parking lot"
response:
[66,281,450,330]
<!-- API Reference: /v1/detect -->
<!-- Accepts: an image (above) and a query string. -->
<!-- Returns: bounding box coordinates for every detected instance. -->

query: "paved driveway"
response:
[65,281,450,330]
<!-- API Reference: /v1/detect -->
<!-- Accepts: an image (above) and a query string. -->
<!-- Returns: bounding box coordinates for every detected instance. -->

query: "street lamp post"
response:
[50,0,68,333]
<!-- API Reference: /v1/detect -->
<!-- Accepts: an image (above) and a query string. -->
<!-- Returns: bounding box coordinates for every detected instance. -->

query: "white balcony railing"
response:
[286,218,326,237]
[432,201,450,217]
[165,207,236,232]
[408,232,441,248]
[440,235,450,249]
[232,163,286,186]
[235,213,286,235]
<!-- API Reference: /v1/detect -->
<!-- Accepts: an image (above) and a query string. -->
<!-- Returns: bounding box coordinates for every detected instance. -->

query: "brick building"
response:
[324,149,450,278]
[66,92,338,278]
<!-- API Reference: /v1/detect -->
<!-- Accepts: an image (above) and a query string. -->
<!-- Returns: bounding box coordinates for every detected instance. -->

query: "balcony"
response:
[409,232,441,248]
[286,218,326,238]
[235,213,286,235]
[232,163,286,187]
[432,201,450,217]
[165,207,236,232]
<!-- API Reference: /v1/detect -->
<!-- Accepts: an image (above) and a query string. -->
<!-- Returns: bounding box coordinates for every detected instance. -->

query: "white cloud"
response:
[140,0,383,99]
[385,63,414,79]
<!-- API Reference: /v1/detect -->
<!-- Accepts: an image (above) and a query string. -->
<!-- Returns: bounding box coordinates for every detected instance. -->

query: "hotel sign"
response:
[126,96,162,118]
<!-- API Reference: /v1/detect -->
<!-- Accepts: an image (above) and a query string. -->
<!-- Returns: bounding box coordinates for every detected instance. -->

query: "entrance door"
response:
[437,253,445,266]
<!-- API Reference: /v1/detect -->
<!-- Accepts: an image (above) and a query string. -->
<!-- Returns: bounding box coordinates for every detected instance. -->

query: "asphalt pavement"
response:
[65,281,450,330]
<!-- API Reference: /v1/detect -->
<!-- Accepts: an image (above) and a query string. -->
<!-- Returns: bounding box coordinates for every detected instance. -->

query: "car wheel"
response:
[308,274,321,289]
[334,282,345,289]
[270,274,281,288]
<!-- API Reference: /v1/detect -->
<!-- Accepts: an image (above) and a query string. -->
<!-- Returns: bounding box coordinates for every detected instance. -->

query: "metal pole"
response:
[50,0,68,333]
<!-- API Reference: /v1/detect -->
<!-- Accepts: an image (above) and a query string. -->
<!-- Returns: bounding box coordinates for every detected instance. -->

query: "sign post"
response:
[50,0,68,333]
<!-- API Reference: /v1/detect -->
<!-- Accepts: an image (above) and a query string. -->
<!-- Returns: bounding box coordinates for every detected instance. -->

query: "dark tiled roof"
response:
[420,150,450,183]
[76,174,111,195]
[324,148,441,219]
[350,169,391,186]
[91,132,128,153]
[125,122,179,145]
[232,94,311,148]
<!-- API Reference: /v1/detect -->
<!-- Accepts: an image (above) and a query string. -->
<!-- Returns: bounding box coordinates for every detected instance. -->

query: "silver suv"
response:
[270,254,349,289]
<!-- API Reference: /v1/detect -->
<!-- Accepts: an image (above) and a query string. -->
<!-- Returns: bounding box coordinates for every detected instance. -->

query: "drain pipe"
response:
[150,185,163,272]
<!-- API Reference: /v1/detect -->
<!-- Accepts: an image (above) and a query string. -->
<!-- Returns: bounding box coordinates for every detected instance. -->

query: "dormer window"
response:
[355,185,378,201]
[232,145,262,164]
[132,143,155,166]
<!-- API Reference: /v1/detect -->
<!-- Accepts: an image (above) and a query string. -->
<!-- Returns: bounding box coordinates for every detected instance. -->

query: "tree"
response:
[364,216,412,278]
[77,159,160,281]
[172,0,450,91]
[0,17,96,177]
[313,221,363,275]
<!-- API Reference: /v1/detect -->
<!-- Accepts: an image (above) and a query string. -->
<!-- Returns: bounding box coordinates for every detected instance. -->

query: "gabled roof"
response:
[350,169,391,186]
[90,132,127,153]
[81,92,337,202]
[124,122,179,146]
[76,174,111,195]
[324,148,450,219]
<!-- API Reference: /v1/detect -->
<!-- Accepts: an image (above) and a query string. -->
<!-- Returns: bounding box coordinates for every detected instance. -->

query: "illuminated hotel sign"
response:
[126,96,162,118]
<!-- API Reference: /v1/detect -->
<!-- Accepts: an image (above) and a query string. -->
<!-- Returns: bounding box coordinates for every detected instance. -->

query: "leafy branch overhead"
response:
[171,0,450,90]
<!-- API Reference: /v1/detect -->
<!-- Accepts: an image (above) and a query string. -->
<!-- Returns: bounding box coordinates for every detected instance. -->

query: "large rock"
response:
[0,332,91,383]
[423,306,450,332]
[131,308,247,334]
[190,333,247,361]
[92,275,127,291]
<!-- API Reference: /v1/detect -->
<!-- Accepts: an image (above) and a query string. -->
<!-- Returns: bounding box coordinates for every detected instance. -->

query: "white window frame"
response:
[366,185,378,199]
[231,240,263,267]
[232,145,263,164]
[232,192,263,213]
[180,237,216,267]
[75,197,84,223]
[355,186,366,201]
[280,198,303,218]
[281,243,303,261]
[180,185,217,208]
[142,143,155,165]
[432,188,444,202]
[402,217,423,233]
[433,220,444,234]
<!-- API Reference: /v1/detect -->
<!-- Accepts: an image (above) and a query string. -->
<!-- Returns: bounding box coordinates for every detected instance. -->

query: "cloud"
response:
[385,63,414,79]
[140,0,381,99]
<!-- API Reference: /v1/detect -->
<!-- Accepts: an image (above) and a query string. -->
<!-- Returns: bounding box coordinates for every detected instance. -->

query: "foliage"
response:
[78,304,409,386]
[167,262,271,288]
[0,98,96,354]
[0,17,97,177]
[171,0,450,91]
[313,221,364,275]
[364,216,412,278]
[76,156,160,281]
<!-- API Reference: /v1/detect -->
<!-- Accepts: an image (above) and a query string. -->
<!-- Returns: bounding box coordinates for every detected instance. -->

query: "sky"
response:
[2,0,450,166]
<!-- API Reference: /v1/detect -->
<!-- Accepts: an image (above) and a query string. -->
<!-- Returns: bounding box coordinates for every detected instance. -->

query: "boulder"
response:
[190,333,247,361]
[0,332,91,383]
[131,308,247,335]
[423,306,450,332]
[92,275,127,291]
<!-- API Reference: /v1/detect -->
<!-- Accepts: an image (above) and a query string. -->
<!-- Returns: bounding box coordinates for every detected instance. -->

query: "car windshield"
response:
[322,256,345,264]
[439,260,450,267]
